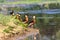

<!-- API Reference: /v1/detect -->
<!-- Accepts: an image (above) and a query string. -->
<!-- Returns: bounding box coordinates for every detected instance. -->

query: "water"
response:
[18,9,60,14]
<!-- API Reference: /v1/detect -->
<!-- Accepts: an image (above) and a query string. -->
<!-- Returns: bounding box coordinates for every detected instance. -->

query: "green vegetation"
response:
[0,2,60,39]
[0,14,11,25]
[0,14,28,34]
[56,30,60,40]
[0,0,60,4]
[0,0,40,4]
[0,14,27,26]
[7,3,60,12]
[5,3,60,36]
[7,5,40,11]
[3,26,14,33]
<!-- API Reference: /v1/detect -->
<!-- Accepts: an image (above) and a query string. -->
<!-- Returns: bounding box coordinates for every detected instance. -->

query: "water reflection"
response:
[18,9,60,14]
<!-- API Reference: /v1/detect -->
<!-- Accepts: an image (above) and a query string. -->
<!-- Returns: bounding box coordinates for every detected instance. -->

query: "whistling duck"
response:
[10,10,14,16]
[15,13,22,21]
[28,16,36,28]
[23,15,28,23]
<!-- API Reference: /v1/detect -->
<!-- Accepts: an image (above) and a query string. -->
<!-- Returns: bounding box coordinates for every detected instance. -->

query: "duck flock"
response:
[10,10,36,28]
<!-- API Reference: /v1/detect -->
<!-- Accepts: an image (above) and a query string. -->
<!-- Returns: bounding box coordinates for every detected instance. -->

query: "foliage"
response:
[0,14,28,34]
[0,0,59,4]
[7,5,40,12]
[14,19,28,28]
[0,0,40,4]
[3,29,10,33]
[0,14,27,27]
[56,30,60,40]
[3,26,14,33]
[0,14,11,25]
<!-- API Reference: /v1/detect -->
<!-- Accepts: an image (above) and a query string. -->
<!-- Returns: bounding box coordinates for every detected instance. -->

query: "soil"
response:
[0,24,39,40]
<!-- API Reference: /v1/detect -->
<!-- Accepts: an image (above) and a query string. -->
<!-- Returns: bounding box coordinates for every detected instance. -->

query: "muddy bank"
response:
[0,28,40,40]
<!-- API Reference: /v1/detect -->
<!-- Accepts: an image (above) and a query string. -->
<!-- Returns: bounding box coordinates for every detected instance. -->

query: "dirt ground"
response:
[0,24,39,40]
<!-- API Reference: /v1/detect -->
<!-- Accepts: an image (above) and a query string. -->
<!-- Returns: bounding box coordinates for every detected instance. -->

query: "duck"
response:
[10,10,14,16]
[28,16,36,28]
[15,13,22,21]
[23,15,28,23]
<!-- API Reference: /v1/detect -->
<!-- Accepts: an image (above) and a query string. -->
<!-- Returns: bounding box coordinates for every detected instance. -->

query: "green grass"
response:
[0,14,28,34]
[0,0,60,4]
[0,14,28,27]
[0,14,11,25]
[3,0,40,4]
[3,26,14,33]
[56,30,60,40]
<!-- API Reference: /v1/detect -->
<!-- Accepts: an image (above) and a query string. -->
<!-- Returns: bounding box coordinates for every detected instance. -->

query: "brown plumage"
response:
[28,16,36,28]
[15,14,22,21]
[23,15,28,23]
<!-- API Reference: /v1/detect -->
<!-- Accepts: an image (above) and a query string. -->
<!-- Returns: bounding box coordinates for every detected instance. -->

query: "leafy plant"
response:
[8,26,14,30]
[3,29,10,33]
[0,14,11,25]
[13,18,28,28]
[3,26,14,33]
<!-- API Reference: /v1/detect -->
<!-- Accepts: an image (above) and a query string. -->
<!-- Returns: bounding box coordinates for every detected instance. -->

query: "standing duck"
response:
[23,15,28,23]
[28,16,36,28]
[15,13,22,21]
[10,10,14,16]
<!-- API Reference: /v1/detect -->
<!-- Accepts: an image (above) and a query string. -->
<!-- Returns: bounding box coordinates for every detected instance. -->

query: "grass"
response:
[0,14,11,25]
[0,0,59,4]
[0,14,28,34]
[56,30,60,40]
[0,14,27,26]
[3,0,40,4]
[0,14,39,39]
